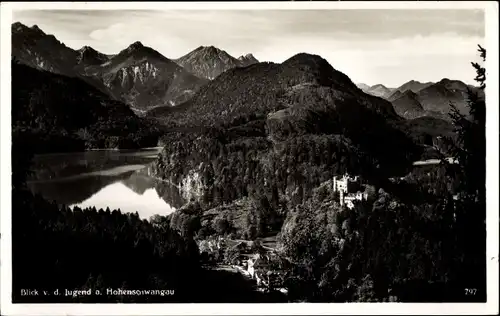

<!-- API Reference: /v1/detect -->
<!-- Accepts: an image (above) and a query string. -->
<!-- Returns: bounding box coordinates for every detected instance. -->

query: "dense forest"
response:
[12,60,163,153]
[12,133,284,303]
[149,47,487,302]
[275,45,487,302]
[151,54,422,210]
[148,54,422,245]
[12,135,194,302]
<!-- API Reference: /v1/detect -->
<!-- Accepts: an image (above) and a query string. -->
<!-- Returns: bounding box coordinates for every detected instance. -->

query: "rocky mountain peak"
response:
[125,41,145,52]
[12,22,46,37]
[31,24,44,34]
[12,22,27,32]
[175,45,244,80]
[204,45,218,52]
[79,45,92,51]
[238,53,259,66]
[77,45,108,65]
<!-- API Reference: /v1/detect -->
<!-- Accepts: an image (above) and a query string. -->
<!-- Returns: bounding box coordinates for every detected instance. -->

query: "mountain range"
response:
[12,21,472,155]
[11,22,117,99]
[13,21,473,124]
[388,80,434,97]
[357,79,482,120]
[149,53,402,128]
[149,52,426,177]
[82,41,208,109]
[11,22,258,110]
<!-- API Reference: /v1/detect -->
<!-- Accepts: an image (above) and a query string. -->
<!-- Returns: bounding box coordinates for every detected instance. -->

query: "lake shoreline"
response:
[27,148,183,219]
[27,164,149,184]
[88,146,164,152]
[31,147,164,157]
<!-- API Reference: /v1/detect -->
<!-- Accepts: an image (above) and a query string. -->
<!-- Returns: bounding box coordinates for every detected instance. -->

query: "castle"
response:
[333,174,368,209]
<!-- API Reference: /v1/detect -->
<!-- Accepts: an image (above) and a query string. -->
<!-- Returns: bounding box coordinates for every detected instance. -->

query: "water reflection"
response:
[29,148,163,182]
[70,182,176,220]
[26,149,187,219]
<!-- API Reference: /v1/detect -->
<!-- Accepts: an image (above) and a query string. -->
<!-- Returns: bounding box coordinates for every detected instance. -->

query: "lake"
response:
[26,148,187,220]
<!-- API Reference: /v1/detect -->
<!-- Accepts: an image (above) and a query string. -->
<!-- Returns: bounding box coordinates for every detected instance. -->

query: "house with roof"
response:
[246,252,289,293]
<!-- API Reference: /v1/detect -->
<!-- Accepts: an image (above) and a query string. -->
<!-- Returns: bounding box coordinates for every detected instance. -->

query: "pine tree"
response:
[448,44,486,201]
[445,44,487,301]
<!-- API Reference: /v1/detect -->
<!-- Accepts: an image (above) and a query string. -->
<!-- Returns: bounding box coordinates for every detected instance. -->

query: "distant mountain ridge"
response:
[11,22,208,110]
[12,22,78,76]
[359,79,481,120]
[174,46,259,80]
[387,80,434,99]
[11,22,117,99]
[83,41,209,109]
[389,90,444,120]
[368,84,395,98]
[11,22,265,110]
[238,53,259,66]
[416,78,472,116]
[11,20,471,146]
[390,78,482,120]
[356,83,395,99]
[356,83,371,92]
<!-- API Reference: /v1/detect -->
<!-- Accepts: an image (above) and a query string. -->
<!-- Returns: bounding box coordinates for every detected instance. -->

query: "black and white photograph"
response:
[0,1,498,315]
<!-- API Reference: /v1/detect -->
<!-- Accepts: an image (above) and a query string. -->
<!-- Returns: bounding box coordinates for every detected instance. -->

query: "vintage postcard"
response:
[0,1,498,315]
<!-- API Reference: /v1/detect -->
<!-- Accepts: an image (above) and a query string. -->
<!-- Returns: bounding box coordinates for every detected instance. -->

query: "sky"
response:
[13,9,485,87]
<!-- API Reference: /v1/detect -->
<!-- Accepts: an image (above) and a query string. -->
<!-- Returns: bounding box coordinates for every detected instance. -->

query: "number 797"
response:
[465,288,477,295]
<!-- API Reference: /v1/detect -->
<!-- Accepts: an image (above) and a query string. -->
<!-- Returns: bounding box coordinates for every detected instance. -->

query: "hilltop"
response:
[174,46,259,80]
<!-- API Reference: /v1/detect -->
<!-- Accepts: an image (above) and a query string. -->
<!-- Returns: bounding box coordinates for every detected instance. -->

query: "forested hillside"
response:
[147,53,423,262]
[147,47,487,303]
[275,45,487,302]
[151,54,420,211]
[12,131,285,303]
[12,60,163,153]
